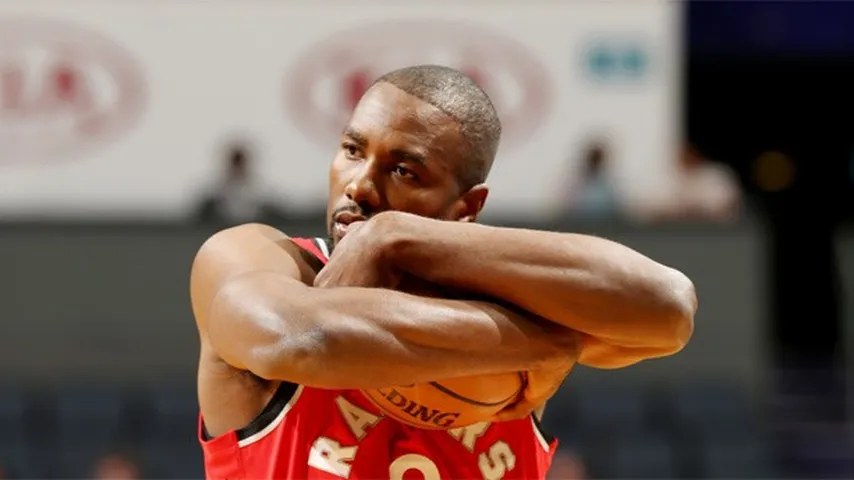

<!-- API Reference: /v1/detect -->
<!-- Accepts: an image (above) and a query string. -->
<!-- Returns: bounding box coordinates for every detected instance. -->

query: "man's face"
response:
[327,83,487,247]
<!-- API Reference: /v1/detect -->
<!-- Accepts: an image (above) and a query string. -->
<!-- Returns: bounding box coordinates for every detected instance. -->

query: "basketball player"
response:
[191,65,696,479]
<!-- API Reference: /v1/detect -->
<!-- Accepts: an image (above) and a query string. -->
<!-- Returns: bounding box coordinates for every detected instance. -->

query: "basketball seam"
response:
[428,372,524,408]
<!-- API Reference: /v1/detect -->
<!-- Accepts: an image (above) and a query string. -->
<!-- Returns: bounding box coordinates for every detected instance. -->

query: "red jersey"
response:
[200,237,558,479]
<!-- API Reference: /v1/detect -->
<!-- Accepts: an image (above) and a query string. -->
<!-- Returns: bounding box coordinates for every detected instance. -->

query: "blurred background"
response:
[0,0,851,478]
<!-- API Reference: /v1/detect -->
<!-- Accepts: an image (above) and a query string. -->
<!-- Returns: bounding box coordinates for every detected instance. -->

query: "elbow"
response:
[658,268,697,353]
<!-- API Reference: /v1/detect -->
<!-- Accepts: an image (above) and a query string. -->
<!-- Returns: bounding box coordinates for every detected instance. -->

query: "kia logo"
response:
[0,18,147,165]
[284,20,552,152]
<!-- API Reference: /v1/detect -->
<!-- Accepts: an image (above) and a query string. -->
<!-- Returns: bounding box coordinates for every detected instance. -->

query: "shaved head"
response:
[372,65,502,188]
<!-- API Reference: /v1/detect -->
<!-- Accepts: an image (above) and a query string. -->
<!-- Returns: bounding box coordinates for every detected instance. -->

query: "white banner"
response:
[0,0,681,219]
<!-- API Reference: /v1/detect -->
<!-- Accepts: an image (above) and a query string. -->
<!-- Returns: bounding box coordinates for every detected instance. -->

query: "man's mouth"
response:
[333,212,367,239]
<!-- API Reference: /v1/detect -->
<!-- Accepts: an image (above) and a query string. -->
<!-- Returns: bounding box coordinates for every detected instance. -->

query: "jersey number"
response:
[309,437,516,480]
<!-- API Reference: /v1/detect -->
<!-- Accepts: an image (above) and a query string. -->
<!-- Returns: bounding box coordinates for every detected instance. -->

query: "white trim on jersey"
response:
[315,237,330,259]
[530,416,551,452]
[238,385,305,448]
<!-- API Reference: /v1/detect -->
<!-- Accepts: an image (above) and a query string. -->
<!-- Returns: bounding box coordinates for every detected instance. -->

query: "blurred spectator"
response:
[547,450,587,479]
[674,145,741,221]
[92,453,140,480]
[556,138,621,220]
[636,145,741,223]
[193,140,288,225]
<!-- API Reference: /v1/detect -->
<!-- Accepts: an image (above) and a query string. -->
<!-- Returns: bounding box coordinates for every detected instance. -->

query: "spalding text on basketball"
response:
[377,387,461,428]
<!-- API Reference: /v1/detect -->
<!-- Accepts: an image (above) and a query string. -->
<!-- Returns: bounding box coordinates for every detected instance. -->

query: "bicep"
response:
[190,223,313,328]
[190,223,317,368]
[205,271,316,373]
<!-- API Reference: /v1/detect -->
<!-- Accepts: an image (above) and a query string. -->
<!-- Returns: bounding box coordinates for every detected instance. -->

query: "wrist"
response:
[370,211,424,274]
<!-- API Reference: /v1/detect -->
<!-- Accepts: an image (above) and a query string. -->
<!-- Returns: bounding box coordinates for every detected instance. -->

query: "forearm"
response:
[208,271,570,389]
[380,212,696,350]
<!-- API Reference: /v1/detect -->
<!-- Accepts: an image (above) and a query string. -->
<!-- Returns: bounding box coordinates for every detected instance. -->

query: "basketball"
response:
[361,277,526,429]
[362,372,525,430]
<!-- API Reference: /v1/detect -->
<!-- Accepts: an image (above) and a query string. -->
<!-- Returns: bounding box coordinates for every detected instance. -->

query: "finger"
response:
[492,403,533,423]
[336,221,366,242]
[313,270,333,288]
[492,410,528,423]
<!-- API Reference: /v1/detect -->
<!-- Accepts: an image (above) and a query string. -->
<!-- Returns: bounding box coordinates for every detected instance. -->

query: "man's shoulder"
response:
[196,224,324,266]
[204,222,290,244]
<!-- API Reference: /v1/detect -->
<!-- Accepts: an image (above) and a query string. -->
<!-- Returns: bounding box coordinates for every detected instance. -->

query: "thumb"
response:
[492,400,534,423]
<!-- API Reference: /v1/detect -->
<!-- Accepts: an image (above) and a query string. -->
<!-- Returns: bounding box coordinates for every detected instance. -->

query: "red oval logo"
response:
[0,18,146,165]
[285,20,551,151]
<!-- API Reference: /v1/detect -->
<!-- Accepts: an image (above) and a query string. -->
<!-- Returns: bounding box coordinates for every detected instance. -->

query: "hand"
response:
[314,216,402,290]
[491,330,582,423]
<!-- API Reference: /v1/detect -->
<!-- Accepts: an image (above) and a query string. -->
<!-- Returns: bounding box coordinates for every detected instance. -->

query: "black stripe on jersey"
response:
[532,413,556,445]
[201,381,299,441]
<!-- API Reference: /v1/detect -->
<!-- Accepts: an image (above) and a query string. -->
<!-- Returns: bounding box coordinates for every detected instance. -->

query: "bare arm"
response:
[370,211,697,368]
[191,224,574,390]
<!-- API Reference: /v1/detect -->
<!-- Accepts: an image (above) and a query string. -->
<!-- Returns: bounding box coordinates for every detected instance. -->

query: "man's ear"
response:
[449,184,489,222]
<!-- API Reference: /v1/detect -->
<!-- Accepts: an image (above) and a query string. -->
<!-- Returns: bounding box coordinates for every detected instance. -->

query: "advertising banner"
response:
[0,0,680,219]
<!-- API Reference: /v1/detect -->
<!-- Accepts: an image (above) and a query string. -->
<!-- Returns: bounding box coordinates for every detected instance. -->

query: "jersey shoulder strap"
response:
[290,237,330,264]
